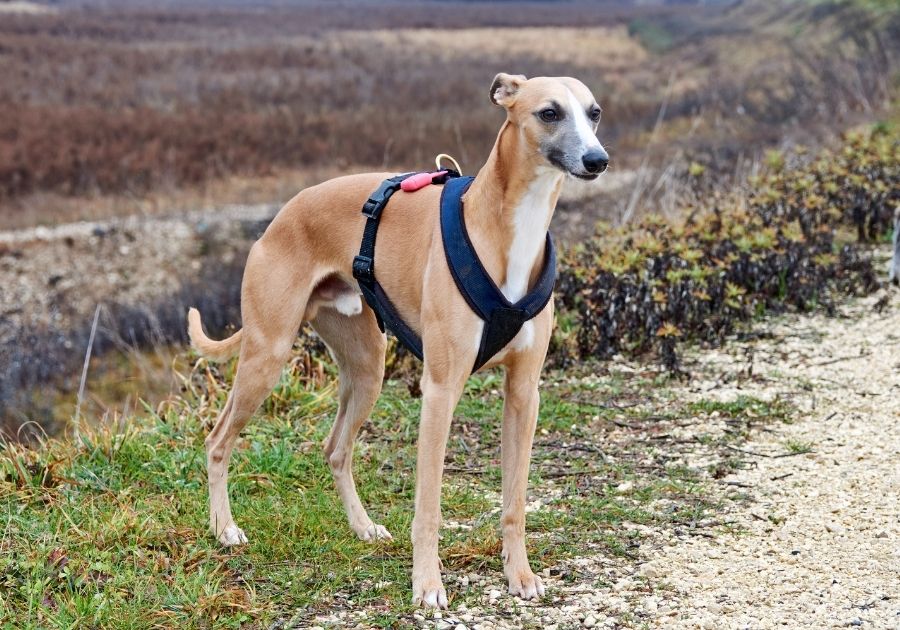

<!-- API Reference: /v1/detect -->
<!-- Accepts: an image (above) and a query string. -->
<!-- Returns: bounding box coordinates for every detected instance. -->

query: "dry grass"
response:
[0,2,54,14]
[0,1,894,227]
[350,26,647,68]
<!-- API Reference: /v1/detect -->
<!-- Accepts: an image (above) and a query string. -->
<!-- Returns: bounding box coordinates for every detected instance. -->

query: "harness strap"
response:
[439,176,557,371]
[352,173,426,359]
[353,170,458,360]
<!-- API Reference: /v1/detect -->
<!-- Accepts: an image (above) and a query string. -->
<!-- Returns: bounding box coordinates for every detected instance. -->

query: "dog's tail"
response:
[187,307,243,362]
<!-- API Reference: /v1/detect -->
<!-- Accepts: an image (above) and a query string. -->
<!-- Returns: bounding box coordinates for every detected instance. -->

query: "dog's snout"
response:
[582,149,609,174]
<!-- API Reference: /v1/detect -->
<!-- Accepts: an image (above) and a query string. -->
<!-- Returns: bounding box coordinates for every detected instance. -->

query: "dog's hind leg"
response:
[206,245,313,546]
[312,305,390,541]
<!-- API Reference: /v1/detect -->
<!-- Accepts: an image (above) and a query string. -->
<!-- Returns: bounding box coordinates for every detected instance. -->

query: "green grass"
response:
[0,358,794,628]
[784,439,815,455]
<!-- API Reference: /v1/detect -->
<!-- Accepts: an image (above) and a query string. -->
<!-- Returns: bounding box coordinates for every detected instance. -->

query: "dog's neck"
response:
[465,120,564,302]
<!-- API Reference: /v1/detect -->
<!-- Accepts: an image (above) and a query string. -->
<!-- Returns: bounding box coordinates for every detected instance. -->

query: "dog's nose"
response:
[582,149,609,174]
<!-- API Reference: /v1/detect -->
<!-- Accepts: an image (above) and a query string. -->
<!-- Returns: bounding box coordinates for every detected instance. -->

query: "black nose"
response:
[582,149,609,174]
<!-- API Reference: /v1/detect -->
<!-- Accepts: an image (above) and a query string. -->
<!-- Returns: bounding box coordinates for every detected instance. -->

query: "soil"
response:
[0,204,274,430]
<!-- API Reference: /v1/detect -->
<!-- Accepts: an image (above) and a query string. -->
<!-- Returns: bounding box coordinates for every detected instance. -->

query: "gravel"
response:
[629,290,900,630]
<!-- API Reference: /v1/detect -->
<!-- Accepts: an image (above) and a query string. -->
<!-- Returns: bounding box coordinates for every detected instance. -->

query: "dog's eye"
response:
[589,107,601,123]
[539,108,559,123]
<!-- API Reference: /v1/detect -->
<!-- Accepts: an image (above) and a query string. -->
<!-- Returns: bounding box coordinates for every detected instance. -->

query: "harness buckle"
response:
[361,198,381,218]
[352,255,374,281]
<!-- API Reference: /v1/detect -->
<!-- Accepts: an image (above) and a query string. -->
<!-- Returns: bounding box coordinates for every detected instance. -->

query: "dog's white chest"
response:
[497,171,559,352]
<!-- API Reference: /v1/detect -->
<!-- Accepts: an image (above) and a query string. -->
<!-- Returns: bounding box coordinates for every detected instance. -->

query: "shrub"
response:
[553,128,894,371]
[750,130,899,242]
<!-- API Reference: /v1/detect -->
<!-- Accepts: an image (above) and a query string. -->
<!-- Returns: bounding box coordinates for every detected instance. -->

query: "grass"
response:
[0,353,796,628]
[784,439,815,455]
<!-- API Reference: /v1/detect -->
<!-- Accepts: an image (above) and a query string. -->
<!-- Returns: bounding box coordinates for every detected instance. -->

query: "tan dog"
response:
[188,73,608,608]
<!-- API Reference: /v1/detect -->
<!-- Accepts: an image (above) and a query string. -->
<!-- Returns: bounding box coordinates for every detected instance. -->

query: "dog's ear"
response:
[490,73,527,107]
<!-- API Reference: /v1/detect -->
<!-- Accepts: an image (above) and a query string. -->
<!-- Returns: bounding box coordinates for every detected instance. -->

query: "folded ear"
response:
[490,73,527,107]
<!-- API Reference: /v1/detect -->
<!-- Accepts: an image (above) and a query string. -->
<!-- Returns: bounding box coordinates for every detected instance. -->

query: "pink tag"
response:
[401,170,448,192]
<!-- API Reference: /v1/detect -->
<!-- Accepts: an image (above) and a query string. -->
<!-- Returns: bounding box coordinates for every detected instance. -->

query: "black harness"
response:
[352,171,557,373]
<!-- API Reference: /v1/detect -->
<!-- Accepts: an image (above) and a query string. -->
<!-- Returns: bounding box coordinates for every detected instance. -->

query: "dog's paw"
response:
[358,523,393,542]
[412,578,448,609]
[507,569,545,600]
[217,523,249,546]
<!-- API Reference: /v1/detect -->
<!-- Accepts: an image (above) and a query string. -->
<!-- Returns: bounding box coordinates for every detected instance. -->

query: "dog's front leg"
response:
[500,357,545,600]
[410,364,468,609]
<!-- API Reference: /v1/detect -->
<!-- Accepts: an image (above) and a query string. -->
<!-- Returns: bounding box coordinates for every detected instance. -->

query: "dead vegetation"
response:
[1,0,897,434]
[0,0,896,227]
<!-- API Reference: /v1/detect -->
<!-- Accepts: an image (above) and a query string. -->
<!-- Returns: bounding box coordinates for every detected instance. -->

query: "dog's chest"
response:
[499,173,558,304]
[496,173,558,352]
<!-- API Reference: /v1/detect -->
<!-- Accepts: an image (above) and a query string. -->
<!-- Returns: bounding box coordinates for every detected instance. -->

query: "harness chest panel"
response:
[353,173,557,373]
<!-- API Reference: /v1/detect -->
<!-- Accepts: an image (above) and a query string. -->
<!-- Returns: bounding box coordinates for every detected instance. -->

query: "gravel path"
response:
[314,290,898,630]
[623,291,900,630]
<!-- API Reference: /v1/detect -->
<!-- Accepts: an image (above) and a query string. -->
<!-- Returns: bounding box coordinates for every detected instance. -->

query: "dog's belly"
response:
[307,274,362,319]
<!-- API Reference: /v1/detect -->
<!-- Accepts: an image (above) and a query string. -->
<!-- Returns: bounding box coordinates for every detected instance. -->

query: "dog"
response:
[188,73,608,608]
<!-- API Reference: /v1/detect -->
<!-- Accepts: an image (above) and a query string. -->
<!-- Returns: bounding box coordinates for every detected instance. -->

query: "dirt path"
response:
[561,291,899,630]
[338,290,898,630]
[617,291,900,630]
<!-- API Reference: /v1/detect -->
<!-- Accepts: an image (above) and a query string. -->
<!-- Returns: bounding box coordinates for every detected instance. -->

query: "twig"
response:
[725,445,772,458]
[540,467,608,479]
[770,472,794,481]
[73,304,102,445]
[443,466,485,475]
[773,450,814,458]
[813,352,871,367]
[570,397,644,410]
[612,420,643,429]
[620,72,676,225]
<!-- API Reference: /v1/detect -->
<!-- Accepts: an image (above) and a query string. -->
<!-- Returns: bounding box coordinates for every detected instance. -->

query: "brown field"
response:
[1,0,896,229]
[0,0,897,433]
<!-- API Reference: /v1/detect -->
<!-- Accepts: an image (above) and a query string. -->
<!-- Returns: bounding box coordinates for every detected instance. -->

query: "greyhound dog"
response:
[187,73,608,608]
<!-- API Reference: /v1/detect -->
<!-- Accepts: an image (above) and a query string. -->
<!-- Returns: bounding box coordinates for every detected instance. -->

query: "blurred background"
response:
[1,0,898,437]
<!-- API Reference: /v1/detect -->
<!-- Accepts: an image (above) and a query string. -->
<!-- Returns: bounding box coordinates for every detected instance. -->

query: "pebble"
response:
[637,563,659,578]
[825,521,845,534]
[583,615,597,628]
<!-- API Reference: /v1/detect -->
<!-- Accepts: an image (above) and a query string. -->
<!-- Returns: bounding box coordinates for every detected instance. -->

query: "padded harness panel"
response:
[353,173,557,373]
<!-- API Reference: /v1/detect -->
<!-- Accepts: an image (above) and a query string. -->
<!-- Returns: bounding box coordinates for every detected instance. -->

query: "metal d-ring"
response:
[434,153,462,175]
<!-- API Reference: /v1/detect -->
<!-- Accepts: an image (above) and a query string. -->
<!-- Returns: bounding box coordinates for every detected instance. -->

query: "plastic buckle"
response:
[361,198,380,218]
[352,255,374,281]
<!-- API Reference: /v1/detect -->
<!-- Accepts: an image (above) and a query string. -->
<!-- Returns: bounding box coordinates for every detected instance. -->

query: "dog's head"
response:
[490,73,608,180]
